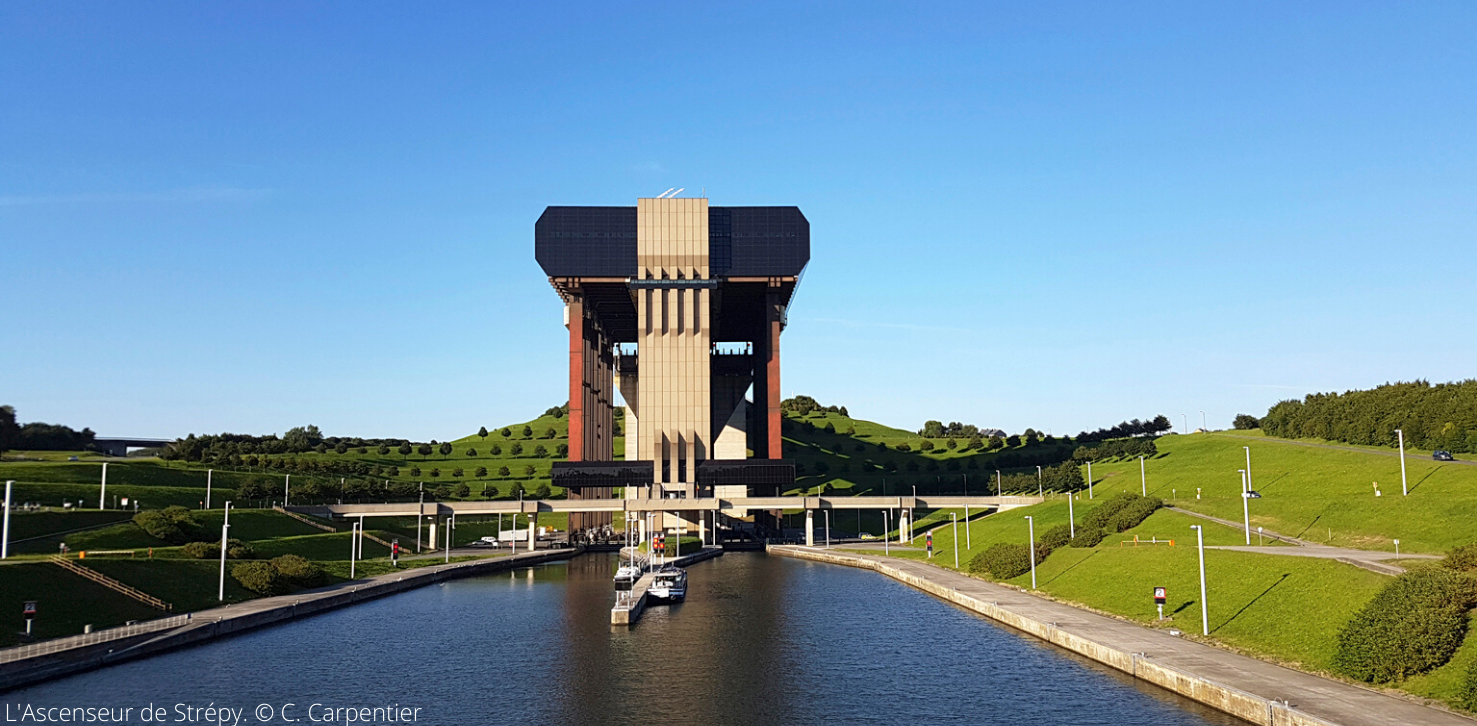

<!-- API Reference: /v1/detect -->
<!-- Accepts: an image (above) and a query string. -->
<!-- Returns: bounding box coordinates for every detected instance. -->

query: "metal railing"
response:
[0,615,191,664]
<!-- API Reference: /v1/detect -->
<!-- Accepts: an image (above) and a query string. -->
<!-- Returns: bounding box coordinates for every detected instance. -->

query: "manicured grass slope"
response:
[1088,432,1477,553]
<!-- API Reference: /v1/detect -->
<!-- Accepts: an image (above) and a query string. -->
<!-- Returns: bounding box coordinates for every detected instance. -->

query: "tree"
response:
[314,443,328,454]
[454,483,470,498]
[466,448,477,457]
[522,464,536,477]
[509,482,526,498]
[533,444,548,457]
[490,444,502,456]
[920,420,945,438]
[555,442,569,457]
[500,427,512,437]
[478,426,489,441]
[510,443,523,456]
[497,466,510,478]
[439,442,453,457]
[410,466,422,477]
[429,468,441,478]
[824,422,836,433]
[475,466,488,478]
[484,483,499,499]
[919,440,934,451]
[398,444,412,458]
[946,438,958,450]
[417,443,432,458]
[544,427,557,439]
[534,482,552,499]
[0,405,17,455]
[452,467,464,478]
[1233,414,1261,430]
[282,425,322,452]
[521,425,533,438]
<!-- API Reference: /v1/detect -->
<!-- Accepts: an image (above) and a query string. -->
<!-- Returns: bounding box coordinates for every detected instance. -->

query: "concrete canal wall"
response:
[769,545,1475,726]
[0,548,578,693]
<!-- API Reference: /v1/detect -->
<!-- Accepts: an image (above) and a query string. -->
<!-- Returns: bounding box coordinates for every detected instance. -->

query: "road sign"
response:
[23,601,36,618]
[1153,587,1167,605]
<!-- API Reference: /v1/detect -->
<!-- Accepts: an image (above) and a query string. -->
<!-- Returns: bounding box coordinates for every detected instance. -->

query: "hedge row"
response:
[182,538,255,560]
[1462,659,1477,713]
[1080,492,1162,534]
[1331,569,1477,683]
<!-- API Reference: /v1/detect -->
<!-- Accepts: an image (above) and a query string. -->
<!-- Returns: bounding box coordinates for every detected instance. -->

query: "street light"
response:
[1238,469,1250,544]
[824,510,830,550]
[883,510,890,556]
[1396,429,1408,496]
[1036,465,1043,496]
[951,513,959,568]
[1068,489,1075,538]
[1,480,12,560]
[218,501,232,601]
[1243,446,1253,495]
[1190,524,1208,635]
[1024,515,1037,589]
[1140,456,1146,496]
[1181,413,1188,433]
[1200,411,1206,431]
[996,469,1002,497]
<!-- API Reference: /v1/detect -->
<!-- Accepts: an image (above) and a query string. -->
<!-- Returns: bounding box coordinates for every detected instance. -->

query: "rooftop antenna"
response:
[657,188,675,198]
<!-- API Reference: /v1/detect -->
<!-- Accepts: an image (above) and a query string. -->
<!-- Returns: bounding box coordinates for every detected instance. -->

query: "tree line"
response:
[1073,415,1172,443]
[1261,379,1477,453]
[0,406,97,454]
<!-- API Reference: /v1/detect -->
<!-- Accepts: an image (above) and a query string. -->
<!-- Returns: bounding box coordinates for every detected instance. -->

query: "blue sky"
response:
[3,2,1475,441]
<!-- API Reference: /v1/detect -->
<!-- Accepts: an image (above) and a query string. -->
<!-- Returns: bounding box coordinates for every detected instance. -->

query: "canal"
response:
[13,553,1243,724]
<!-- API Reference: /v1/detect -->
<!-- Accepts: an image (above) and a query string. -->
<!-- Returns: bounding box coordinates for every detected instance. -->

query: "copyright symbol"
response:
[256,704,274,721]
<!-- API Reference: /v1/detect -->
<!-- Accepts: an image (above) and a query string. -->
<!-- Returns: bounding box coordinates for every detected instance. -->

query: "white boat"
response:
[613,564,641,587]
[648,566,687,602]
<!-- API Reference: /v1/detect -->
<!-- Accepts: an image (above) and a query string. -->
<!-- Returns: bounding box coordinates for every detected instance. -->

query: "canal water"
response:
[13,553,1242,725]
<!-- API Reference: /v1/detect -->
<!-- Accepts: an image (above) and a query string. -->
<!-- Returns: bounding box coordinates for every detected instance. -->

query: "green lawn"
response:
[0,562,162,647]
[1087,432,1477,553]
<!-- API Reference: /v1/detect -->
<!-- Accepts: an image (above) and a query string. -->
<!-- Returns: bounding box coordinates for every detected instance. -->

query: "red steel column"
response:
[567,296,585,463]
[766,289,783,460]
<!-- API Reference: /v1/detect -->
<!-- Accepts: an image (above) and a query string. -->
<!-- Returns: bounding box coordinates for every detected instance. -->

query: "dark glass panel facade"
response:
[535,206,809,278]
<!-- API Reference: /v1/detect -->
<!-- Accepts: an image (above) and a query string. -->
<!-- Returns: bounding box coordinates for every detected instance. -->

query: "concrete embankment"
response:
[0,548,578,693]
[769,545,1476,726]
[610,546,723,626]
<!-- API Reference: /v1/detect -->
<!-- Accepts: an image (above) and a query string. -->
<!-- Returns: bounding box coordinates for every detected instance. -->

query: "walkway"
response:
[1167,507,1440,576]
[774,546,1475,726]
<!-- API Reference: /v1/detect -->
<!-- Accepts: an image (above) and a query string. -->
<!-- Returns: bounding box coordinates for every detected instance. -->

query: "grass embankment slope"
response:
[1085,431,1477,553]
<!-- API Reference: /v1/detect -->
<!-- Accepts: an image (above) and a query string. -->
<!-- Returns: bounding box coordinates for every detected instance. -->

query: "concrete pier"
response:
[770,545,1475,726]
[610,546,723,627]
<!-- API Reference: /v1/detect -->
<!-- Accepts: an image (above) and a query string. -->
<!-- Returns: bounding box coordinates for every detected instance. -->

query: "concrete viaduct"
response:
[92,438,173,457]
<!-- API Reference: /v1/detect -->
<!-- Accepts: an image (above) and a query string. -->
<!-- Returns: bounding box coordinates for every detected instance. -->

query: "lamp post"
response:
[2,480,13,560]
[99,463,108,510]
[1191,524,1208,635]
[1036,465,1043,496]
[445,517,452,563]
[1068,489,1075,538]
[284,474,290,507]
[1087,461,1094,499]
[996,469,1002,497]
[416,487,425,552]
[1182,413,1188,433]
[1024,516,1037,589]
[1200,411,1206,431]
[964,503,971,550]
[350,520,358,579]
[883,510,890,556]
[1396,429,1408,496]
[1243,446,1253,495]
[206,469,212,510]
[218,501,232,601]
[824,510,830,550]
[1394,538,1401,562]
[952,513,959,568]
[1140,456,1146,496]
[1238,469,1251,544]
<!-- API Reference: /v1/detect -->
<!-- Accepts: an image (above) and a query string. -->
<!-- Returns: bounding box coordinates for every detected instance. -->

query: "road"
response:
[1167,506,1440,576]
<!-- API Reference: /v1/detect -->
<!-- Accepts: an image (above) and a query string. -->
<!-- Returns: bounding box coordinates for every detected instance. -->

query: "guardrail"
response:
[0,615,191,664]
[49,556,172,610]
[273,506,337,532]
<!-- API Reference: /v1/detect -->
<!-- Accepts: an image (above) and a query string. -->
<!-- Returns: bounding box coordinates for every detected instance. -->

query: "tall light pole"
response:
[99,462,108,510]
[1087,461,1093,499]
[1191,524,1208,635]
[218,501,232,601]
[1024,516,1037,589]
[1181,414,1188,433]
[416,487,425,552]
[350,520,359,579]
[883,510,890,556]
[206,469,212,509]
[444,517,452,563]
[995,470,1002,497]
[1067,489,1075,538]
[951,513,959,568]
[1036,465,1042,496]
[963,503,971,550]
[2,480,13,560]
[1238,469,1250,545]
[824,510,830,549]
[1139,456,1146,496]
[284,474,290,507]
[1243,446,1253,495]
[1396,429,1408,496]
[1200,411,1206,431]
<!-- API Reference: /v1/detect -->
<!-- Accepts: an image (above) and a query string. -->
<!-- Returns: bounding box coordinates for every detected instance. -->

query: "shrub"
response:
[968,542,1034,580]
[182,541,219,559]
[1039,524,1073,553]
[232,561,284,595]
[1444,543,1477,573]
[1105,496,1162,533]
[1069,527,1105,548]
[227,540,255,559]
[1460,658,1477,712]
[133,506,200,544]
[1332,569,1477,683]
[271,554,326,589]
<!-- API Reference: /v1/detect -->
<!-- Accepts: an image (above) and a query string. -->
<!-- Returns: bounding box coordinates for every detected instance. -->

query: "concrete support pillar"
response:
[567,296,586,462]
[528,517,537,550]
[428,521,437,550]
[898,511,909,545]
[805,510,814,547]
[698,514,707,546]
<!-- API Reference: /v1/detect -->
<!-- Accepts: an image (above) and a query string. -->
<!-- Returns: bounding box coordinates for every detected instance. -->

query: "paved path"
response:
[779,546,1475,726]
[1167,507,1440,576]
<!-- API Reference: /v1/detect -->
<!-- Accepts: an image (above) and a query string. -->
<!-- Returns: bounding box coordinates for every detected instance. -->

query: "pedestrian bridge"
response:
[290,494,1042,520]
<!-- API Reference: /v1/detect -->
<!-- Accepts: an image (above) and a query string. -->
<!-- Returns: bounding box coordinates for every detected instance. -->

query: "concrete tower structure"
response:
[537,195,807,537]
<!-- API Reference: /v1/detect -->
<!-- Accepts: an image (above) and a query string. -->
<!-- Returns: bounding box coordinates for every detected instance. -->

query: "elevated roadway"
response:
[290,495,1042,520]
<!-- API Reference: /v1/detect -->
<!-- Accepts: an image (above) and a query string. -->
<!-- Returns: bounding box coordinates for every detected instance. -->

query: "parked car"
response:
[1245,490,1263,499]
[1434,450,1455,461]
[475,536,502,548]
